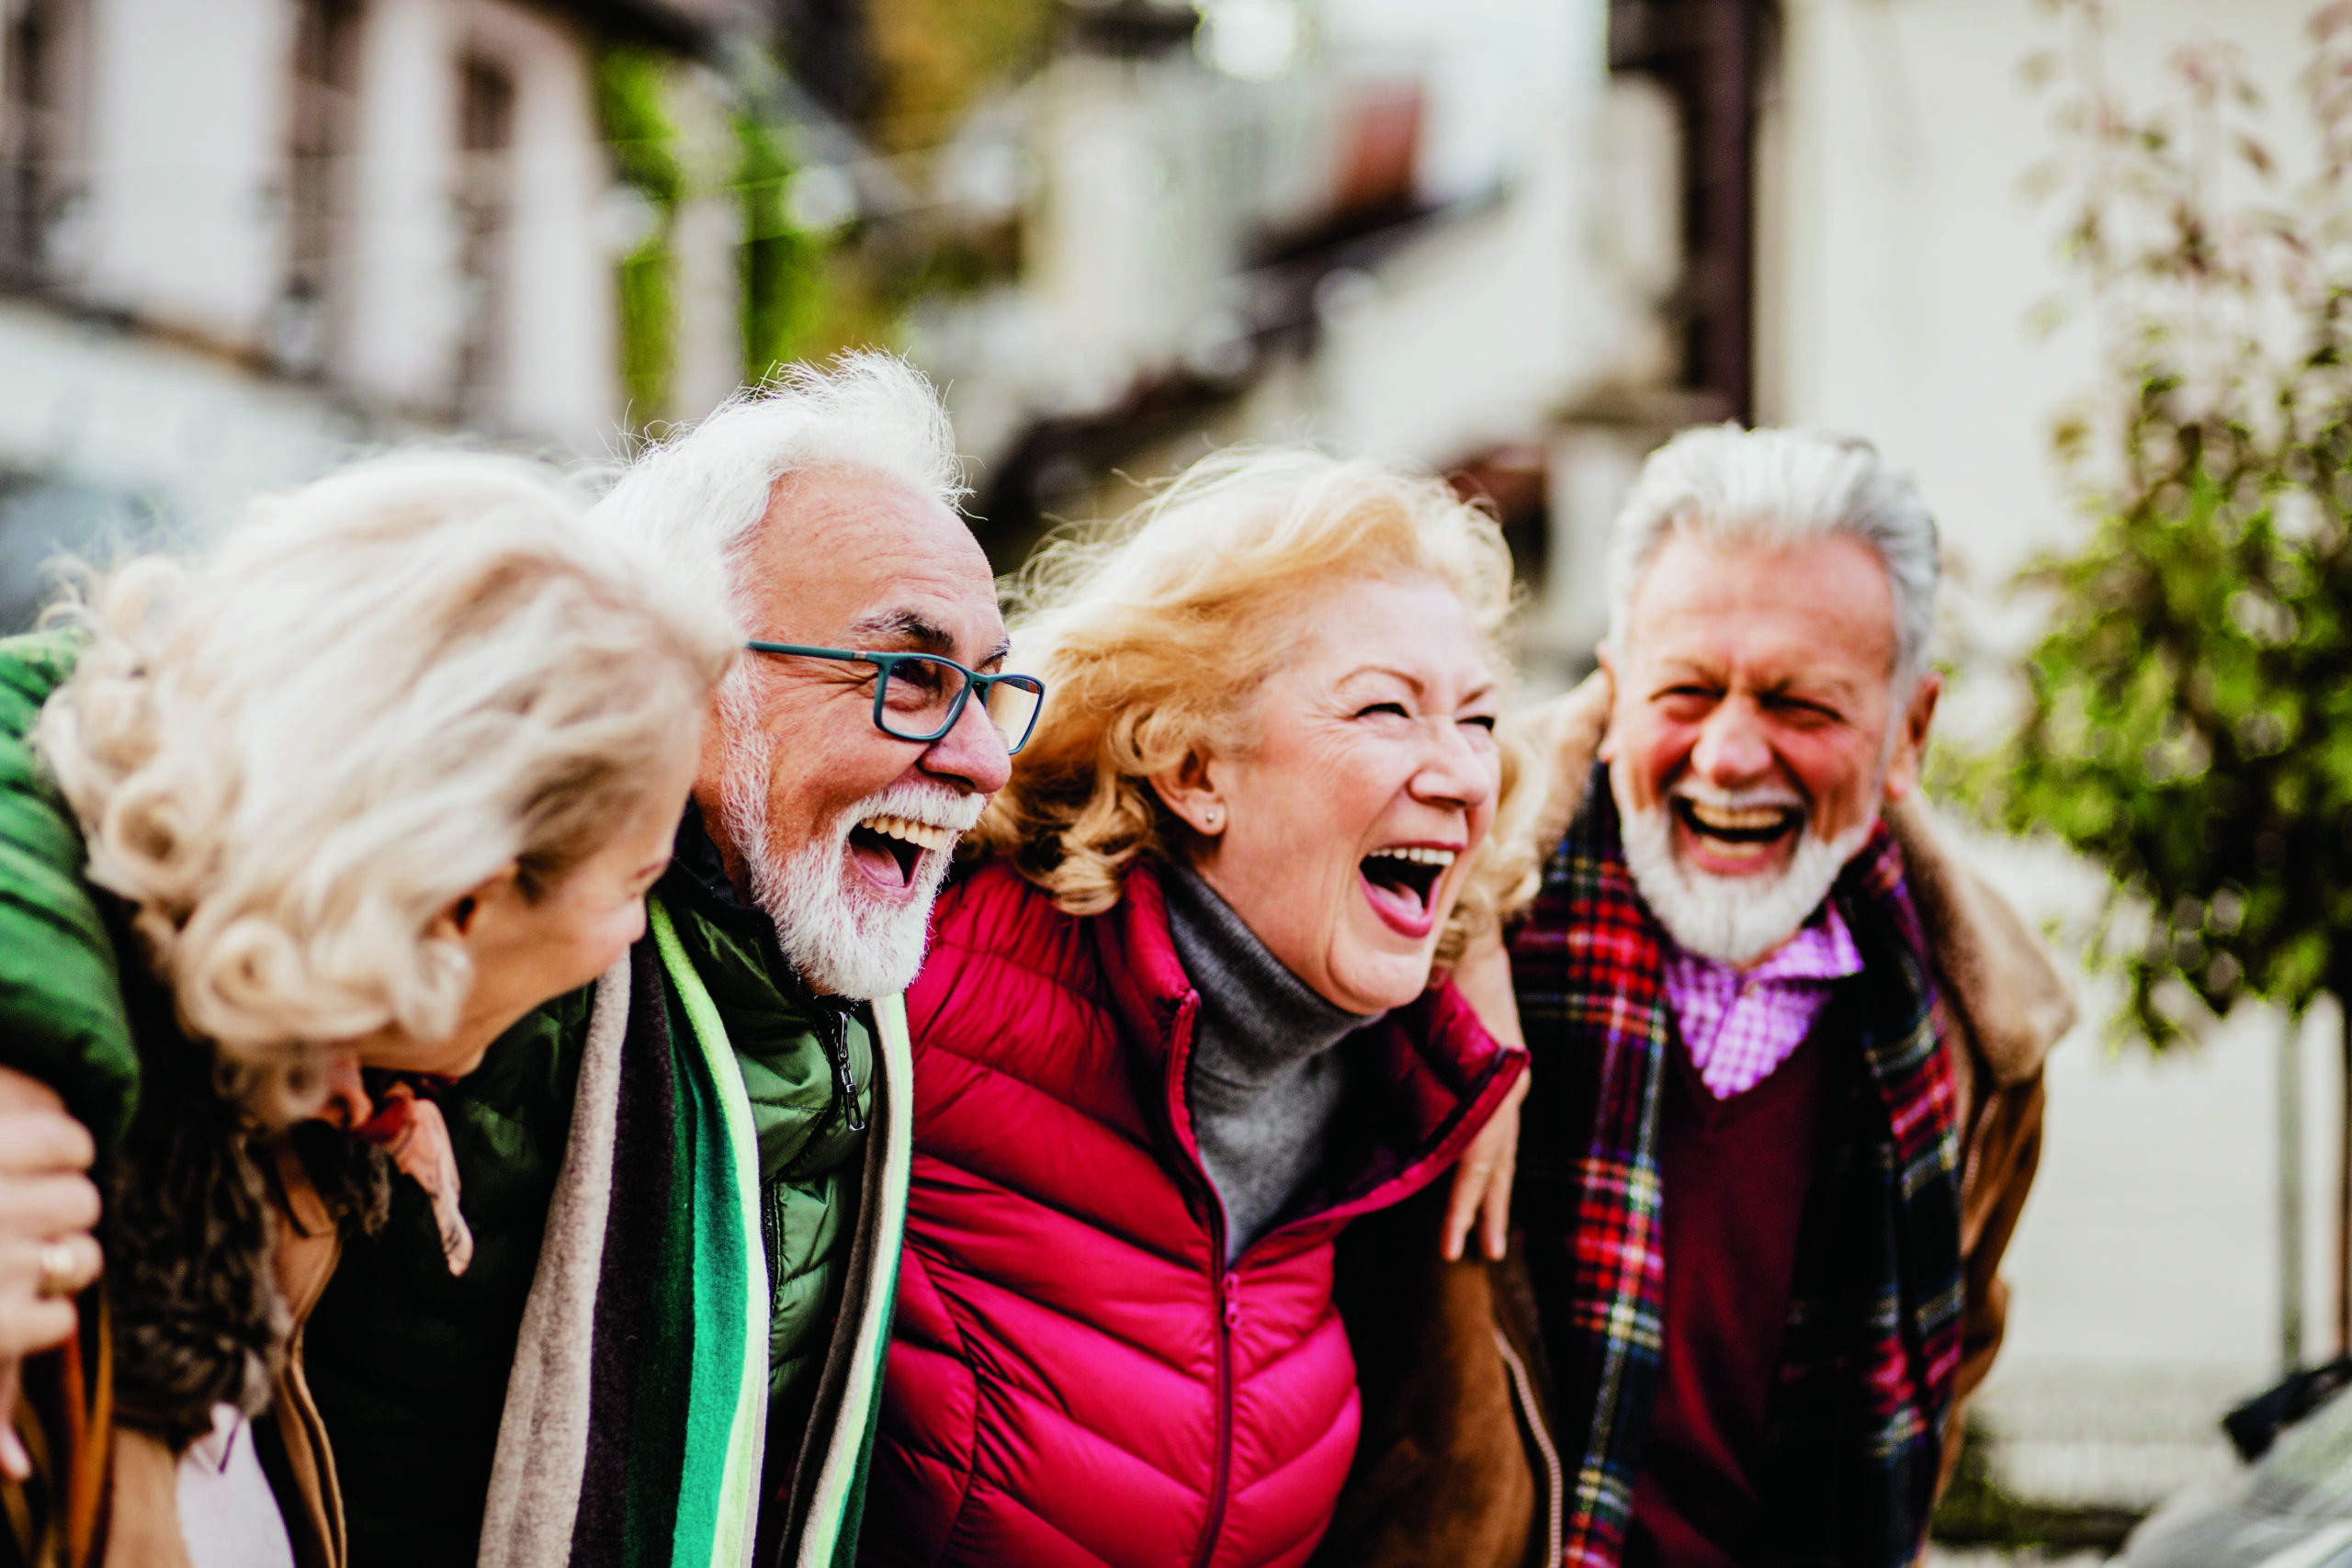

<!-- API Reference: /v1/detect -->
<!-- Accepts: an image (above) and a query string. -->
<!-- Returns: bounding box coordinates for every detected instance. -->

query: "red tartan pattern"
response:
[1510,773,1964,1568]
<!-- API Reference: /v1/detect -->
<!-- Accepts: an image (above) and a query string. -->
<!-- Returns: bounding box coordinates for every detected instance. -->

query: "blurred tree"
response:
[598,46,683,427]
[735,111,824,384]
[863,0,1057,152]
[1969,0,2352,1348]
[601,3,1054,411]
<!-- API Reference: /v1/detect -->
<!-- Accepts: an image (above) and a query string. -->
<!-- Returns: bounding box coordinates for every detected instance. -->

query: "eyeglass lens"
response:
[983,678,1044,750]
[878,657,1042,749]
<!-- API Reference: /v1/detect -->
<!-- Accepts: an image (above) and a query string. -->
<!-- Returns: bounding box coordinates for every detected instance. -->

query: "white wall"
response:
[341,0,625,445]
[0,295,361,519]
[469,0,625,449]
[81,0,296,346]
[1765,0,2312,590]
[344,0,463,411]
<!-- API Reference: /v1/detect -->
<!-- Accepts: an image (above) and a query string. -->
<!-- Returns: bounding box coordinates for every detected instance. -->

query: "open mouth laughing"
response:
[1669,795,1804,867]
[1358,844,1458,937]
[845,812,954,892]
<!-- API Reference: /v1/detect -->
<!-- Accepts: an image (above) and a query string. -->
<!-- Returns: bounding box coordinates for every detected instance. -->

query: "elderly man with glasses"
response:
[0,354,1041,1568]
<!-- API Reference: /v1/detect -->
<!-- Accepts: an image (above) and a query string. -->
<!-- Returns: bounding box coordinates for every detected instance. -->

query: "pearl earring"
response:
[1204,807,1221,828]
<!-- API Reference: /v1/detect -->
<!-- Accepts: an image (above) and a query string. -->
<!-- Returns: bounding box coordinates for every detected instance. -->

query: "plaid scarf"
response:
[1511,771,1963,1568]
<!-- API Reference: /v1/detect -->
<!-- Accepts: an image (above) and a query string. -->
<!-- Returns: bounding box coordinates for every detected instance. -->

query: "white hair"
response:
[587,350,967,624]
[1607,425,1940,692]
[587,352,973,997]
[35,453,737,1122]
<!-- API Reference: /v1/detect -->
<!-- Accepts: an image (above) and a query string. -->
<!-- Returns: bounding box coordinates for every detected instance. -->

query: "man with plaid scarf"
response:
[1508,426,2066,1568]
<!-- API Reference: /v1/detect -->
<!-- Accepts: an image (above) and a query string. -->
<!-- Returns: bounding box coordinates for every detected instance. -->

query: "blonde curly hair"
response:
[970,446,1547,964]
[34,453,736,1123]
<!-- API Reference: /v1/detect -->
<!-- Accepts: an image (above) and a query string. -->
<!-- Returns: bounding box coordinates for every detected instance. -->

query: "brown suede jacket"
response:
[1315,673,2074,1568]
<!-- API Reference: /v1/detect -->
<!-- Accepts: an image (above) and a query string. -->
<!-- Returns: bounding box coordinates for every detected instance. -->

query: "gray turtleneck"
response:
[1162,861,1385,1262]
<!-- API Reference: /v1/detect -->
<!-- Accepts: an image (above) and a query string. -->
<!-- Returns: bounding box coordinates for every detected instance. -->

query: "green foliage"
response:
[598,46,682,429]
[1968,3,2352,1043]
[733,114,821,386]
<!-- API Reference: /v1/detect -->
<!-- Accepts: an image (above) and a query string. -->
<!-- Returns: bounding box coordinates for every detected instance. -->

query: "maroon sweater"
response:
[1623,1021,1838,1568]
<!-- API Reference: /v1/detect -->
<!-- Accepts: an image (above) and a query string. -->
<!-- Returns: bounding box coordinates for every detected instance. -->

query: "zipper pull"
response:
[1222,1271,1240,1330]
[835,1022,867,1134]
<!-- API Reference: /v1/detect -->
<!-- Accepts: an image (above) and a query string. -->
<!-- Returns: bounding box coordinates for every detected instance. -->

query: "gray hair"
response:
[1606,424,1940,692]
[588,351,967,626]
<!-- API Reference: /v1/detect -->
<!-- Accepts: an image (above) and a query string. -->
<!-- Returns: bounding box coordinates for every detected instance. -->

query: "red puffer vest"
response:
[862,858,1527,1568]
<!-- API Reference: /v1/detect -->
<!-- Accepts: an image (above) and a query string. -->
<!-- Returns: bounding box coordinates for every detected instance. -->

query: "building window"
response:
[0,0,86,286]
[453,52,514,423]
[276,0,363,374]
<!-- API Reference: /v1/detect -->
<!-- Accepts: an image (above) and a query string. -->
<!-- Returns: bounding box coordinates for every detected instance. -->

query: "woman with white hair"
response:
[0,454,733,1567]
[860,448,1543,1568]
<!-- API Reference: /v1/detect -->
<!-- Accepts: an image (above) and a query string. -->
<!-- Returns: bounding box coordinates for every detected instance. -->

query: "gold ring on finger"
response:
[34,1238,79,1300]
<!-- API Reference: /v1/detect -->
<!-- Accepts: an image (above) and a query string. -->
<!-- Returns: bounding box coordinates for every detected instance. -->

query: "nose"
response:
[919,684,1013,796]
[1689,697,1773,787]
[1410,718,1498,815]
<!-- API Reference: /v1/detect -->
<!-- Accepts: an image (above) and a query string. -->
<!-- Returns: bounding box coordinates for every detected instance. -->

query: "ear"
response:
[432,861,523,942]
[1880,670,1944,803]
[1148,750,1228,838]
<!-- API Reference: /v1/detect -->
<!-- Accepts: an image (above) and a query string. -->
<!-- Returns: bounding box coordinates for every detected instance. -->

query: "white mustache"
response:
[836,781,985,839]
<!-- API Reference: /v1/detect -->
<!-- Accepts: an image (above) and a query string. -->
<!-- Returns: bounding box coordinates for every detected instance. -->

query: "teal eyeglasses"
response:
[743,642,1046,753]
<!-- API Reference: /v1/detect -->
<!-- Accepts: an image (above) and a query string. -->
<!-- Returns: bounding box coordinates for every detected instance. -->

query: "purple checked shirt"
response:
[1662,899,1864,1099]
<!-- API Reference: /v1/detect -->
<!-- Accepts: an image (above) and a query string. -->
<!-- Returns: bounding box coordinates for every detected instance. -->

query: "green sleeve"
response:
[0,631,138,1151]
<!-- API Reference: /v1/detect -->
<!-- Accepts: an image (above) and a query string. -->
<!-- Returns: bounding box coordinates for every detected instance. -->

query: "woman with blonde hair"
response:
[861,447,1542,1568]
[0,453,733,1567]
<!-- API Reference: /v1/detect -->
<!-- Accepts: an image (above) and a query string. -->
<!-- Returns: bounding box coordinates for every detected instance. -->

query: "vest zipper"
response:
[1169,990,1242,1568]
[1190,1232,1238,1568]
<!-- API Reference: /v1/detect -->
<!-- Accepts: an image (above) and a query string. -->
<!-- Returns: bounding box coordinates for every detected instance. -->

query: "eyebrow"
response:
[847,608,1012,667]
[1340,663,1427,691]
[1652,662,1863,704]
[848,609,956,654]
[1341,664,1498,704]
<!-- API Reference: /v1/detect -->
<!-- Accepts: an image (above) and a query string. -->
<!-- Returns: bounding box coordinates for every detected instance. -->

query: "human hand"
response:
[1442,1067,1528,1262]
[1442,928,1529,1262]
[0,1064,103,1481]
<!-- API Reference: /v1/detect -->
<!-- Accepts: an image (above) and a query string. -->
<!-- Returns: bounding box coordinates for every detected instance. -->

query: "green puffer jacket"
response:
[0,632,909,1568]
[0,631,136,1155]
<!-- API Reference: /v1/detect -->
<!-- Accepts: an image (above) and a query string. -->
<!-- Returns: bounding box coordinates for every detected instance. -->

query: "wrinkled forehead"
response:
[1623,526,1899,683]
[1283,571,1498,674]
[748,468,1005,660]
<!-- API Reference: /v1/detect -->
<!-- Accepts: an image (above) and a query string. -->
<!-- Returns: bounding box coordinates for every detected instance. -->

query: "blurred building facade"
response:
[878,0,1690,693]
[0,0,748,627]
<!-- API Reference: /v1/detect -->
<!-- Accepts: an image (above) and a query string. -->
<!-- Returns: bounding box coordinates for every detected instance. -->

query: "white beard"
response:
[717,712,979,998]
[1614,771,1874,966]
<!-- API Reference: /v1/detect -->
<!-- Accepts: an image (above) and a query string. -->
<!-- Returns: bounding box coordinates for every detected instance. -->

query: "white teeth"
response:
[1685,802,1791,832]
[1364,846,1456,867]
[859,814,952,852]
